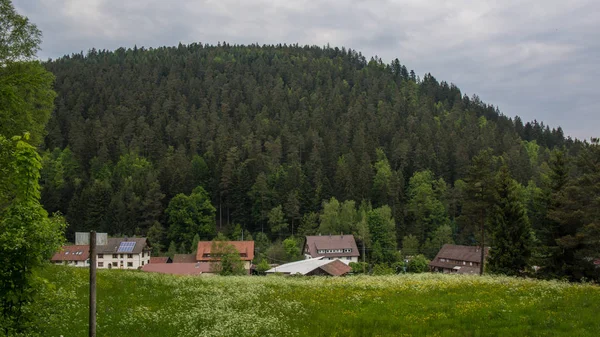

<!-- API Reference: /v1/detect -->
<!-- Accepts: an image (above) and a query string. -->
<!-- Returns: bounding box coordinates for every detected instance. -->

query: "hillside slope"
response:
[40,43,580,244]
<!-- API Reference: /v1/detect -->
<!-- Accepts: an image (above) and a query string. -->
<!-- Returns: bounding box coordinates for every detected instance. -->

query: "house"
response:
[141,262,211,276]
[429,244,489,274]
[302,234,360,264]
[196,241,255,273]
[51,245,90,267]
[150,256,172,264]
[266,257,351,276]
[96,237,151,270]
[173,254,196,263]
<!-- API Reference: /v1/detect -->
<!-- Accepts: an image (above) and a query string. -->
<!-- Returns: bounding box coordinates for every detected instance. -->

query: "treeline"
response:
[39,43,598,280]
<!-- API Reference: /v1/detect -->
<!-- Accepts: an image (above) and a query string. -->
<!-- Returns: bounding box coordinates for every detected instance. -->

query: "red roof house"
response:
[51,245,90,267]
[141,263,211,276]
[196,241,255,262]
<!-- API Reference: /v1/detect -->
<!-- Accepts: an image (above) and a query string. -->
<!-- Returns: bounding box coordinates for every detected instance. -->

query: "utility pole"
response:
[89,231,97,337]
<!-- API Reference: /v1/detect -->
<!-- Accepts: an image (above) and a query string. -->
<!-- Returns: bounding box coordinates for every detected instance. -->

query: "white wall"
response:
[96,251,151,269]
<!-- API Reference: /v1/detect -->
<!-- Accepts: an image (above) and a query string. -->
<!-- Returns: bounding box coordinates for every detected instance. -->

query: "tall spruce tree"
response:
[487,165,532,275]
[459,149,498,274]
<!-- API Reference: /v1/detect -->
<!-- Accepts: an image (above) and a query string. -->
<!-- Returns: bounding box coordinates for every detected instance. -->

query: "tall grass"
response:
[33,266,600,337]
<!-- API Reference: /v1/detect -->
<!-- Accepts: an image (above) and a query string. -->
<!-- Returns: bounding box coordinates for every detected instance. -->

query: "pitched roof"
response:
[266,257,350,276]
[173,254,196,263]
[303,235,360,258]
[317,259,352,276]
[196,241,255,261]
[431,244,489,263]
[150,256,171,264]
[52,245,89,261]
[96,237,149,255]
[141,263,211,275]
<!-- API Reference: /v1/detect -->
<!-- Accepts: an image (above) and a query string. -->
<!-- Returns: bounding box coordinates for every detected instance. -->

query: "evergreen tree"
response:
[487,165,533,275]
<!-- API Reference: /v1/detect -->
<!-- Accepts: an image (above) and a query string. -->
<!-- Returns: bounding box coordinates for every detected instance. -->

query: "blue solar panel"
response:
[117,241,136,253]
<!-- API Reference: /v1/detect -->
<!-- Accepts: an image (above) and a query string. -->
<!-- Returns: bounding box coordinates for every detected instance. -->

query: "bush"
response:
[371,263,395,275]
[349,262,369,274]
[407,254,430,273]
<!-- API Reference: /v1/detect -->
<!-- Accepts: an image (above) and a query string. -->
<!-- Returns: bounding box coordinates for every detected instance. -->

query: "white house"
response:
[96,237,151,269]
[302,234,360,264]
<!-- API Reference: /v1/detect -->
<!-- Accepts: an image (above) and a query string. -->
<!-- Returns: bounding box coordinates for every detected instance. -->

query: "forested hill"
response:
[40,43,585,251]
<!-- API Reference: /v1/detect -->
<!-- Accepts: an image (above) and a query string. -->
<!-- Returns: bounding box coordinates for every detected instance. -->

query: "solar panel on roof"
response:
[117,241,136,253]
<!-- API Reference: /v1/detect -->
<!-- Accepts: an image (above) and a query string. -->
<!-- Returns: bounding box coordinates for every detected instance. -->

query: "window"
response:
[98,262,104,267]
[346,257,351,260]
[74,261,78,265]
[112,254,118,259]
[112,262,118,267]
[127,262,133,267]
[141,261,144,266]
[142,252,145,257]
[98,254,103,259]
[463,261,466,265]
[127,254,133,259]
[120,254,124,258]
[469,262,472,266]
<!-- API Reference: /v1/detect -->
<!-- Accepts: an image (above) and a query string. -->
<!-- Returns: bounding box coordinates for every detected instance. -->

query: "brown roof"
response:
[141,263,211,275]
[150,256,171,264]
[96,237,149,255]
[317,259,352,276]
[196,241,255,261]
[303,235,360,258]
[432,244,489,263]
[52,245,90,261]
[173,254,196,263]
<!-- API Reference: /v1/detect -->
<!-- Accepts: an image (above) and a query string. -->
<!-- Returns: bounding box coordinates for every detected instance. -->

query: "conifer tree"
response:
[488,165,532,275]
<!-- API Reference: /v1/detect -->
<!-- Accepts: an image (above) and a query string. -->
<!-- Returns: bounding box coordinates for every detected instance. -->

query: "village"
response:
[51,232,487,277]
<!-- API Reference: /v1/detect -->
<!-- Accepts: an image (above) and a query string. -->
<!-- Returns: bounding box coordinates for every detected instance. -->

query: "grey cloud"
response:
[15,0,599,140]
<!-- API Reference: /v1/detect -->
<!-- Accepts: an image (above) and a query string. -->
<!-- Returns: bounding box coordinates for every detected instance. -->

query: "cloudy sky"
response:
[16,0,599,140]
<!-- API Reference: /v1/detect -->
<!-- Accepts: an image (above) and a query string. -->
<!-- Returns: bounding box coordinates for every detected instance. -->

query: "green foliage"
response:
[0,0,41,63]
[253,232,271,261]
[0,135,65,334]
[422,225,454,259]
[401,235,420,257]
[487,165,533,276]
[166,186,216,250]
[147,221,165,255]
[349,261,368,274]
[371,263,395,275]
[282,236,302,261]
[367,206,399,264]
[255,259,271,275]
[209,241,245,276]
[268,205,288,236]
[0,60,55,146]
[166,241,177,259]
[406,254,430,273]
[318,197,357,235]
[406,170,450,244]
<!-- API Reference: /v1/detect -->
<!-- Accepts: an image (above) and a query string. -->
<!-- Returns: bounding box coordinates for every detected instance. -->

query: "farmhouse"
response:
[266,257,351,276]
[196,241,255,273]
[96,237,151,269]
[303,234,360,264]
[51,245,90,267]
[429,244,489,274]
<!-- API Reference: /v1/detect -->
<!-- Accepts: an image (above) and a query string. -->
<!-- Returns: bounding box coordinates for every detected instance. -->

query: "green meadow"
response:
[33,265,600,337]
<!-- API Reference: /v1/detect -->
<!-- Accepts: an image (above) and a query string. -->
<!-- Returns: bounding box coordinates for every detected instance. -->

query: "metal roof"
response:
[266,257,350,276]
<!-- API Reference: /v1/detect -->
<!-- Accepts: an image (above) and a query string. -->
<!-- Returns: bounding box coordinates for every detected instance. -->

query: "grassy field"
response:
[32,265,600,337]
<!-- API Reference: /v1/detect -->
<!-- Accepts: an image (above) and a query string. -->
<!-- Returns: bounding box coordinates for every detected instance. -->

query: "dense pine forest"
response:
[38,43,598,280]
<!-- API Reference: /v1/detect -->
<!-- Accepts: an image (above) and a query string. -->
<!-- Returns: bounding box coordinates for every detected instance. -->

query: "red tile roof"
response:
[196,241,255,261]
[150,256,171,264]
[173,254,196,263]
[141,263,211,275]
[317,259,352,276]
[51,245,90,261]
[303,235,360,258]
